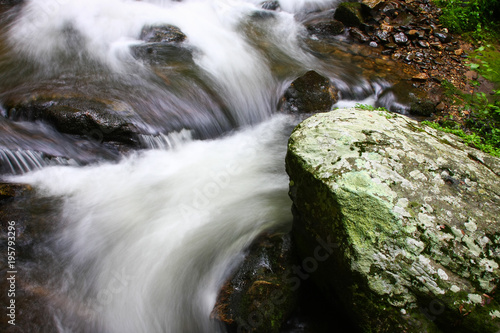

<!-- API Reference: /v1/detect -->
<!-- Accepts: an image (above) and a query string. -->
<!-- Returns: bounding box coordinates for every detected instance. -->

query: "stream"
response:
[0,0,407,332]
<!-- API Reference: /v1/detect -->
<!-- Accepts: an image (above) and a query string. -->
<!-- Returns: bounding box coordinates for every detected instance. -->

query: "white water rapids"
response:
[15,115,294,332]
[0,0,391,331]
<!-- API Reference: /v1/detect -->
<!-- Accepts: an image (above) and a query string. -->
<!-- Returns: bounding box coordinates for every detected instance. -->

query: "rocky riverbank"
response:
[303,0,481,117]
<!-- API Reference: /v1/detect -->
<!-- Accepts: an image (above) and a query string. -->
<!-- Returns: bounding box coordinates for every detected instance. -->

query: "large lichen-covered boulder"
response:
[286,108,500,332]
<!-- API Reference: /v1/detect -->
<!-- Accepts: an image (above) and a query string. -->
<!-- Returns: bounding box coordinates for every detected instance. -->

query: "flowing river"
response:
[0,0,405,332]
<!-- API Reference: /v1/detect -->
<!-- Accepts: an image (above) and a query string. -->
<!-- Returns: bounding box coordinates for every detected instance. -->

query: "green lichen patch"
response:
[286,108,500,332]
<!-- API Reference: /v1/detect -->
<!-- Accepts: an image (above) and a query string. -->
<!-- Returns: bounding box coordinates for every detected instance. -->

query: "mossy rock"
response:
[286,109,500,332]
[333,2,372,28]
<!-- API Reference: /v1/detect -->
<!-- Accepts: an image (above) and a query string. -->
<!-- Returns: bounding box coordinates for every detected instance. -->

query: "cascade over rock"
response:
[286,109,500,332]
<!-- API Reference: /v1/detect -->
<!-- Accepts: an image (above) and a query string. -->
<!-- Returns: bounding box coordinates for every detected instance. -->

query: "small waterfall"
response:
[138,129,194,150]
[0,147,76,174]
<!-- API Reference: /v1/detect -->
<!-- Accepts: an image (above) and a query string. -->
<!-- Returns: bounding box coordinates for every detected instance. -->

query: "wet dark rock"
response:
[393,32,409,45]
[417,40,430,48]
[407,29,419,39]
[404,51,416,62]
[379,0,401,16]
[333,2,371,28]
[421,25,432,33]
[261,0,280,11]
[434,31,451,43]
[349,27,370,43]
[281,71,338,114]
[139,25,186,43]
[430,41,444,50]
[211,233,298,333]
[374,29,391,43]
[5,97,140,146]
[306,20,345,38]
[385,42,397,49]
[390,51,403,59]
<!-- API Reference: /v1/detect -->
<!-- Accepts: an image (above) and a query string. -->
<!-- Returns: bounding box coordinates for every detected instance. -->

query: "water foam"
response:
[13,115,295,332]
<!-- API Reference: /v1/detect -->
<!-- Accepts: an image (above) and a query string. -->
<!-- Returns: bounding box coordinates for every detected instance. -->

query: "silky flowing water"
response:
[0,0,404,332]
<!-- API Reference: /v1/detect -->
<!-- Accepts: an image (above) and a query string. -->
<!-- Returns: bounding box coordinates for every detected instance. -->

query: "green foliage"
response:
[422,120,500,157]
[468,45,500,83]
[433,0,500,39]
[427,1,500,157]
[355,103,388,111]
[421,81,500,157]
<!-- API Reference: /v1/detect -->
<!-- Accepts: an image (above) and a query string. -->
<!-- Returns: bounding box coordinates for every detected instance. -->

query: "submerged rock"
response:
[281,71,338,114]
[306,20,345,38]
[211,233,298,333]
[286,109,500,332]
